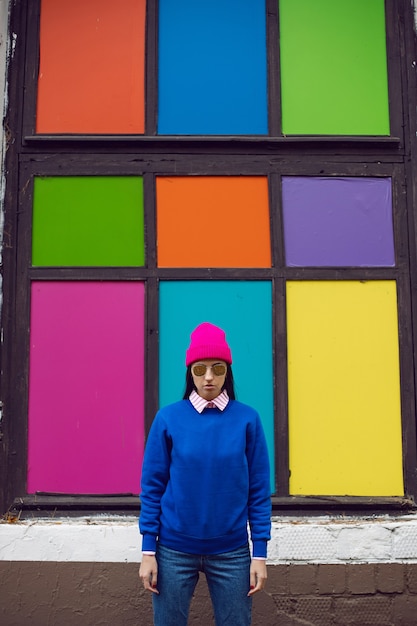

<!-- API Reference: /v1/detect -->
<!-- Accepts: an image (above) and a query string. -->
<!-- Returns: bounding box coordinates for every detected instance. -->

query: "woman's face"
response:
[191,359,227,401]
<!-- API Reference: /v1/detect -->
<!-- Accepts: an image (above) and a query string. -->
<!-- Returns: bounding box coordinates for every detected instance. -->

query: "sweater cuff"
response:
[252,539,267,559]
[141,533,157,553]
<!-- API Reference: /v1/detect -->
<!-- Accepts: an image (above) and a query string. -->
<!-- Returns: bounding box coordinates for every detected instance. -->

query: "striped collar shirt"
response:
[189,389,230,413]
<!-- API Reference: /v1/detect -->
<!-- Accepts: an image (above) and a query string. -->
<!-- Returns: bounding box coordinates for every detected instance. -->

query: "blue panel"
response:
[159,281,275,492]
[158,0,268,135]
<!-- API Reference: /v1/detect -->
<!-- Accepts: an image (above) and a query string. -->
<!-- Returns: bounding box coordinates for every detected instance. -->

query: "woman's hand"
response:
[139,554,159,594]
[247,559,267,596]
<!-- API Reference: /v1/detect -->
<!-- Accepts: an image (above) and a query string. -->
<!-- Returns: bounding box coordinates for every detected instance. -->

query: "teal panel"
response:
[159,280,275,492]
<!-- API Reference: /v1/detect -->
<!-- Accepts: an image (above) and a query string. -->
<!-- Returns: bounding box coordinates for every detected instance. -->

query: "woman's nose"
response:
[204,367,214,380]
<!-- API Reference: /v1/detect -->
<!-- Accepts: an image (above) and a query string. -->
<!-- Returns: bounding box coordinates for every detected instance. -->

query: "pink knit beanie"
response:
[185,322,232,366]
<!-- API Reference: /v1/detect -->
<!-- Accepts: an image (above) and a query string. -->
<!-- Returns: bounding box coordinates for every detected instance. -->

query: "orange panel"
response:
[156,177,271,267]
[37,0,145,134]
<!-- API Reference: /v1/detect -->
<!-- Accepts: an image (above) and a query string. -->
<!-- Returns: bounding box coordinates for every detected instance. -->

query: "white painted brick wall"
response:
[2,515,417,564]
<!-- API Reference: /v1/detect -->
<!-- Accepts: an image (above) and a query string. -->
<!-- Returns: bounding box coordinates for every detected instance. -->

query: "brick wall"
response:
[2,562,417,625]
[264,564,417,626]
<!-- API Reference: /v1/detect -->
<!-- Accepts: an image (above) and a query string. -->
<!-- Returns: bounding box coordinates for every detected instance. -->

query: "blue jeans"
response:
[152,543,252,626]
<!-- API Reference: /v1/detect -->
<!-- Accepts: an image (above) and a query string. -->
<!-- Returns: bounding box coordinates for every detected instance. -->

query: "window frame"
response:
[1,0,417,516]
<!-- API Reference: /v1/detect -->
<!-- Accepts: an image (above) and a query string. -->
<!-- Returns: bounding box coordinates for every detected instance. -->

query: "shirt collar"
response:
[189,389,229,413]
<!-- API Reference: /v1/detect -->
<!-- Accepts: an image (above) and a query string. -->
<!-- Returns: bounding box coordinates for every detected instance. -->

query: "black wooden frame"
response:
[1,0,417,517]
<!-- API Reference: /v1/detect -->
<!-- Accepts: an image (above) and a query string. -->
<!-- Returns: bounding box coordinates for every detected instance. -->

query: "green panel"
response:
[32,177,145,266]
[279,0,390,135]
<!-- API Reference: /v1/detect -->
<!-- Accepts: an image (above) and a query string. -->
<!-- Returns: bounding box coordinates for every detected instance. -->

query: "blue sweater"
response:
[140,399,271,557]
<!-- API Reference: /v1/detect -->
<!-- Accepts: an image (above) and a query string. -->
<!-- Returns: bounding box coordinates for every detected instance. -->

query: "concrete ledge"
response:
[3,515,417,563]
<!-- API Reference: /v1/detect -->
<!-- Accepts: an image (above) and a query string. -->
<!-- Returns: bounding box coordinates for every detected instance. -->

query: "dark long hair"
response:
[182,364,236,400]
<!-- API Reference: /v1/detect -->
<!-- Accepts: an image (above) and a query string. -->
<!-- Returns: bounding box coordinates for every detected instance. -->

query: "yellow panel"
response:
[287,281,404,496]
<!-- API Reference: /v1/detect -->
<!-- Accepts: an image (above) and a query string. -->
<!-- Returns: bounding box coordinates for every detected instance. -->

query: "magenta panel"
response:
[27,282,145,495]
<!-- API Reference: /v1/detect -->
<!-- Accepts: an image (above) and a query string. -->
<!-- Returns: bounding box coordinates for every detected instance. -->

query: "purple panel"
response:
[282,177,395,267]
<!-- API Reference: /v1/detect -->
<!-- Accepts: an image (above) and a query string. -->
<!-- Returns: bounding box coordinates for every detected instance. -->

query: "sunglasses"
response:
[191,363,227,377]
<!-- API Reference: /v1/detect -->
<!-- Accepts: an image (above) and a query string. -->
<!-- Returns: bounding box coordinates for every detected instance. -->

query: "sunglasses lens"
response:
[192,364,227,376]
[192,364,206,376]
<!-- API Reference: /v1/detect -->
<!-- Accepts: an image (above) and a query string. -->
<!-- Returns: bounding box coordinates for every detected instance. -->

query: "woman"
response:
[139,322,271,626]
